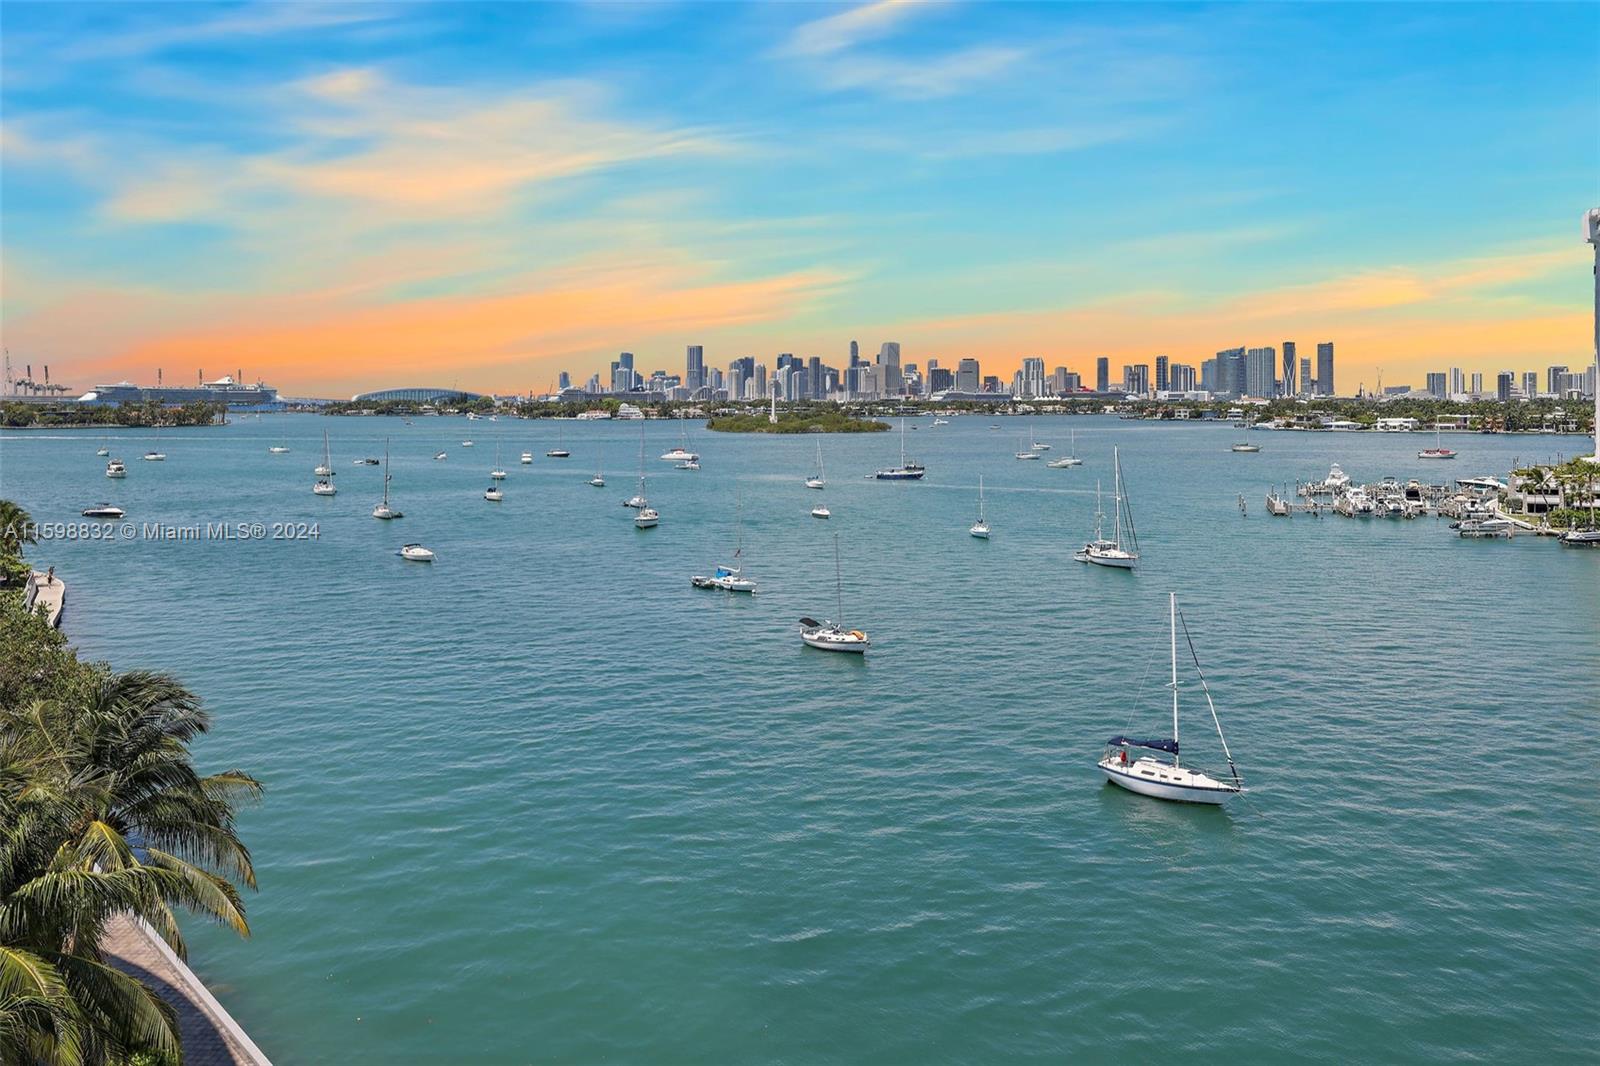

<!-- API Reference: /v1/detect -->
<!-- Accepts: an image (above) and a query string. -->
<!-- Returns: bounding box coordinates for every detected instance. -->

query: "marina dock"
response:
[24,570,65,627]
[101,915,273,1066]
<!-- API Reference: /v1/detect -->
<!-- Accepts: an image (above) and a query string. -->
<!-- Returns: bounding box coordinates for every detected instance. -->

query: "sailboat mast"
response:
[1113,449,1123,548]
[900,418,907,465]
[978,475,985,522]
[1094,480,1104,540]
[1170,592,1180,766]
[834,533,844,622]
[382,437,390,505]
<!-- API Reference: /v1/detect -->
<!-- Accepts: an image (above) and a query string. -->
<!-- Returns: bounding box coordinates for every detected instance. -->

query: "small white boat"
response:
[1030,439,1051,451]
[81,503,125,518]
[434,452,447,461]
[484,485,504,502]
[1047,429,1084,467]
[692,564,756,592]
[970,475,991,539]
[1097,593,1243,805]
[313,432,337,494]
[806,440,827,489]
[635,506,659,528]
[105,459,127,479]
[932,417,950,426]
[811,505,831,519]
[143,425,166,460]
[1559,528,1600,547]
[520,452,534,464]
[547,448,571,458]
[659,425,698,463]
[96,439,110,456]
[269,445,290,454]
[398,543,435,562]
[1014,433,1041,460]
[676,460,700,470]
[1323,464,1351,491]
[1231,443,1260,453]
[1418,425,1457,459]
[1074,449,1139,569]
[373,439,403,519]
[313,479,336,496]
[461,440,474,447]
[591,476,607,488]
[489,440,507,479]
[800,535,868,653]
[623,493,645,508]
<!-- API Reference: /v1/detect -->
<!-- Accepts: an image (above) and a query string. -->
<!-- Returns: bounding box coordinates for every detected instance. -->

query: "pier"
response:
[101,915,273,1066]
[24,570,65,627]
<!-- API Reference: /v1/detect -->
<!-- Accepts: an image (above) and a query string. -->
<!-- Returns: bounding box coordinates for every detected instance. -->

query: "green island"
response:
[0,499,261,1065]
[1,400,225,429]
[705,409,889,434]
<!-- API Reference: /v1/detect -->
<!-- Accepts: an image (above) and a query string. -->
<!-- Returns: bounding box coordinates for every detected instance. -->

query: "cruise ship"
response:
[82,374,279,408]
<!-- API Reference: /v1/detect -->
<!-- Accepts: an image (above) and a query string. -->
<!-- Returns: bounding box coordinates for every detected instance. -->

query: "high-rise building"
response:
[1215,347,1245,397]
[1124,364,1149,396]
[957,358,980,393]
[982,375,1001,393]
[1521,371,1538,398]
[1154,355,1169,392]
[928,367,953,392]
[1201,358,1217,393]
[877,342,902,395]
[685,345,704,392]
[558,371,571,390]
[1299,357,1313,396]
[1470,372,1483,396]
[1547,365,1568,396]
[1449,367,1464,396]
[1021,357,1046,397]
[1170,363,1196,392]
[849,340,859,363]
[1095,357,1109,392]
[1282,342,1297,397]
[1497,371,1514,402]
[1316,342,1335,396]
[1426,372,1448,398]
[1245,347,1276,398]
[609,351,636,393]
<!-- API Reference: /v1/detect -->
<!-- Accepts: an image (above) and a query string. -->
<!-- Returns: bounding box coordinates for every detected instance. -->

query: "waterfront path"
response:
[24,571,65,627]
[101,915,272,1066]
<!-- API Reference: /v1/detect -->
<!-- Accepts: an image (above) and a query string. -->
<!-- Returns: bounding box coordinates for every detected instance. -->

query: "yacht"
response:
[874,419,925,479]
[1323,463,1351,491]
[520,451,534,464]
[1334,489,1376,517]
[373,439,403,519]
[81,503,125,519]
[811,504,831,519]
[398,544,435,562]
[105,458,127,479]
[484,484,504,502]
[799,535,868,653]
[1231,443,1261,453]
[1074,448,1139,569]
[659,426,698,463]
[1097,593,1244,805]
[970,475,991,539]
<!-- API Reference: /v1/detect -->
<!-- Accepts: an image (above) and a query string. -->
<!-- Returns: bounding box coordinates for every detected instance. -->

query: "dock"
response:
[24,570,65,627]
[101,915,273,1066]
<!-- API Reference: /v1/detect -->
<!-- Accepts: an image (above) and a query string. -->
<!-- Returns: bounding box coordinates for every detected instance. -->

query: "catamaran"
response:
[1074,447,1139,568]
[970,475,991,539]
[799,535,869,652]
[373,439,403,519]
[873,419,925,480]
[313,431,337,495]
[660,425,698,462]
[1097,593,1244,805]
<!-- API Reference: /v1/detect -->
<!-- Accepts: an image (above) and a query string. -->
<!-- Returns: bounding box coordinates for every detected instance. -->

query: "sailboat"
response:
[96,433,109,457]
[633,477,659,528]
[313,431,337,495]
[624,425,647,505]
[692,499,756,592]
[589,447,606,487]
[798,534,869,652]
[1047,428,1083,467]
[970,475,991,538]
[873,419,925,479]
[806,440,826,489]
[490,441,507,480]
[1418,423,1457,459]
[1074,447,1139,568]
[484,482,504,501]
[547,426,570,458]
[142,424,166,461]
[373,439,403,519]
[660,425,698,462]
[1014,434,1041,460]
[1097,593,1243,805]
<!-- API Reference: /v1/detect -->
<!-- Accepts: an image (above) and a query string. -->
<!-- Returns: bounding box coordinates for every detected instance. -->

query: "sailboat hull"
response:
[1099,761,1237,804]
[1077,548,1136,568]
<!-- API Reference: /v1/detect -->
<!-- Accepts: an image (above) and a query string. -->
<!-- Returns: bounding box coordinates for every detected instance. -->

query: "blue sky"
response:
[2,1,1595,394]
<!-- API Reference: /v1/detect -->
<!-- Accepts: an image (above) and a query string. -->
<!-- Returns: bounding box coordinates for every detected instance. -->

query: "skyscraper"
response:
[1022,357,1045,397]
[1281,342,1297,397]
[1426,372,1447,398]
[1497,371,1513,401]
[1521,371,1538,398]
[685,345,704,392]
[877,342,902,395]
[1449,367,1464,396]
[1154,355,1169,392]
[1095,357,1109,392]
[957,358,980,393]
[558,371,570,390]
[1215,347,1246,397]
[1547,365,1569,396]
[1299,357,1312,396]
[1124,364,1149,395]
[1245,347,1276,398]
[1201,358,1217,392]
[610,352,636,393]
[1470,372,1483,396]
[1316,342,1335,396]
[849,340,859,363]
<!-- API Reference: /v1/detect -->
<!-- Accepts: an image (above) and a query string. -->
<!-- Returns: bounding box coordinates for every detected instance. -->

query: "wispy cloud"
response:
[783,0,930,58]
[59,3,398,61]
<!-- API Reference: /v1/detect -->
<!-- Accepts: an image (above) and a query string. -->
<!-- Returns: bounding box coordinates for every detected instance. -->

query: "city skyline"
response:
[2,2,1594,396]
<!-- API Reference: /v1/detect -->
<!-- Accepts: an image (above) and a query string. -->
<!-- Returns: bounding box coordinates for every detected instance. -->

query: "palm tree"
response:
[0,500,34,555]
[1,667,261,1063]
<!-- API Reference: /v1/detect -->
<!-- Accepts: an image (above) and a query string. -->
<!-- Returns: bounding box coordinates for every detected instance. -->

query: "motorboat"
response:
[547,448,571,458]
[676,460,700,470]
[970,475,991,539]
[520,452,534,464]
[373,439,403,519]
[1097,593,1243,805]
[799,534,867,652]
[434,452,447,461]
[398,544,435,562]
[355,457,381,465]
[874,419,925,479]
[1334,489,1376,517]
[623,493,645,508]
[1457,476,1506,493]
[1559,528,1600,547]
[1031,439,1051,451]
[932,417,950,426]
[105,459,127,479]
[484,485,504,502]
[1231,443,1261,453]
[269,445,290,454]
[81,504,125,518]
[811,505,831,519]
[1074,449,1139,569]
[1458,518,1512,538]
[1323,464,1351,491]
[461,440,474,447]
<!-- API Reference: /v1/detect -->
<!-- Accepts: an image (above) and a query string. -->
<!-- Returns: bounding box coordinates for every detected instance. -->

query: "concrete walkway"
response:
[24,571,65,627]
[101,914,272,1066]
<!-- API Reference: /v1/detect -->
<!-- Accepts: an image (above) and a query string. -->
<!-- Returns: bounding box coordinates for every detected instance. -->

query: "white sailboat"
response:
[970,475,991,539]
[799,535,869,652]
[373,439,402,519]
[1418,423,1457,459]
[547,426,570,458]
[1014,434,1041,460]
[633,477,658,528]
[313,431,337,495]
[873,419,924,479]
[660,425,698,462]
[1047,428,1083,467]
[142,425,166,461]
[692,500,756,592]
[1097,593,1243,805]
[96,433,109,457]
[1074,447,1138,568]
[624,425,647,506]
[806,440,826,489]
[489,441,507,480]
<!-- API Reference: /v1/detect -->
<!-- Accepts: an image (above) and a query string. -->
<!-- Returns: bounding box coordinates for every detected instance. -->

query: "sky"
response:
[1,1,1596,398]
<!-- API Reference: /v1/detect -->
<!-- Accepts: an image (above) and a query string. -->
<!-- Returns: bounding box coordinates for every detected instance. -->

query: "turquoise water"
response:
[4,413,1597,1063]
